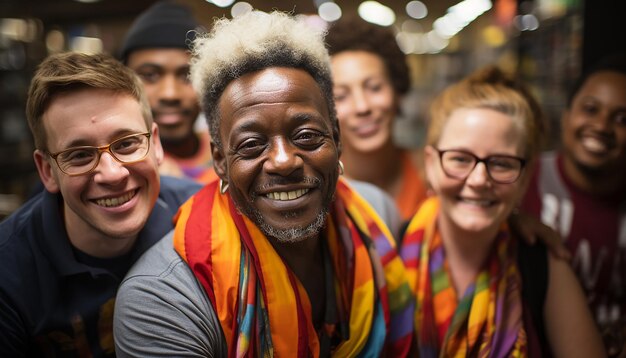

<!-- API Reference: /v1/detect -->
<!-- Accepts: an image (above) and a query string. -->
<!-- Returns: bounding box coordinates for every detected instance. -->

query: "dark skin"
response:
[161,133,200,159]
[212,67,341,326]
[561,71,626,197]
[127,48,202,159]
[561,70,626,357]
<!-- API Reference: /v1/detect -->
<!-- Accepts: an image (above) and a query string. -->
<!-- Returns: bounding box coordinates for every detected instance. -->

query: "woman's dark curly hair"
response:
[325,16,410,96]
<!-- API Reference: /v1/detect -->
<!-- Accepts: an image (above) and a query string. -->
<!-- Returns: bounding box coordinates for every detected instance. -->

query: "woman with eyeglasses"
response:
[400,66,604,357]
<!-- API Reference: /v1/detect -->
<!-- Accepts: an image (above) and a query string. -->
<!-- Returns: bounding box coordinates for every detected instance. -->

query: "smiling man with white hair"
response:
[114,10,414,357]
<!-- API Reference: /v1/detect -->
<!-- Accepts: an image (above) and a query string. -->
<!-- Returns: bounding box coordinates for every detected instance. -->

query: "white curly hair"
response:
[190,10,338,148]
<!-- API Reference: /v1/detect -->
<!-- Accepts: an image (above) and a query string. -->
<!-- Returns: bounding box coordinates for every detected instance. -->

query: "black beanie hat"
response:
[118,0,200,62]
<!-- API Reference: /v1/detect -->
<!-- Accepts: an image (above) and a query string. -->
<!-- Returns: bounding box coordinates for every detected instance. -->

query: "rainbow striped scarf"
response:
[400,197,527,357]
[173,177,414,357]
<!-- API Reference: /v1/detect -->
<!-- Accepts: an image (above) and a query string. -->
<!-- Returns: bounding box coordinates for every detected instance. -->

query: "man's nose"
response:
[264,138,303,176]
[93,152,130,184]
[157,74,180,102]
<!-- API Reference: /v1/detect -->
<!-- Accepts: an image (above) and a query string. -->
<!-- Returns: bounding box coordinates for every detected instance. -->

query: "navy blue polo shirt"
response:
[0,176,201,357]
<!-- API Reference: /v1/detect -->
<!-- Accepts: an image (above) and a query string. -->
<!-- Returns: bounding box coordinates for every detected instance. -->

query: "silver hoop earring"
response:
[219,179,229,194]
[338,160,345,175]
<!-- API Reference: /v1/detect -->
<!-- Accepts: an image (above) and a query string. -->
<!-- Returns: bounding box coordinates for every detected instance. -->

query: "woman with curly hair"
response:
[326,17,428,221]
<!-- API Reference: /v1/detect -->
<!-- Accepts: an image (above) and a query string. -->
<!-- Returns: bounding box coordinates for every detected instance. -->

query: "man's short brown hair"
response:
[26,52,152,150]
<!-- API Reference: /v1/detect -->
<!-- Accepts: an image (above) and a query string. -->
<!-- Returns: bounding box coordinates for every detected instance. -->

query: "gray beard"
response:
[233,174,338,243]
[241,205,328,244]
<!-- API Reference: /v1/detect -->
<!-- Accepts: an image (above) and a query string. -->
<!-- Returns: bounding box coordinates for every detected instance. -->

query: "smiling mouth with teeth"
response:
[95,191,135,207]
[266,188,310,201]
[581,136,611,153]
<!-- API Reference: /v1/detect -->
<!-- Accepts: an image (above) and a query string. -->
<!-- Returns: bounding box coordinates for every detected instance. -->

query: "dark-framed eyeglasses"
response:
[46,132,152,176]
[434,148,526,184]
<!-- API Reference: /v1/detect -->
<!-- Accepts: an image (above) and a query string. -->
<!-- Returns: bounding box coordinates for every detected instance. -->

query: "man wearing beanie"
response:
[119,0,215,183]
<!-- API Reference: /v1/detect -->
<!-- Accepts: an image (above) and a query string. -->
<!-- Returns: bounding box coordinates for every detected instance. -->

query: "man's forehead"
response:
[221,68,325,106]
[43,90,148,147]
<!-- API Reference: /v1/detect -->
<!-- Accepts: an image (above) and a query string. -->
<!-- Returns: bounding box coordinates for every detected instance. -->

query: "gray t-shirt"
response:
[113,233,227,357]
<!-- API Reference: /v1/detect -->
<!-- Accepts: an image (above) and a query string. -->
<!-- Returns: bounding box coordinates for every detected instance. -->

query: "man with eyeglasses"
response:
[0,52,201,357]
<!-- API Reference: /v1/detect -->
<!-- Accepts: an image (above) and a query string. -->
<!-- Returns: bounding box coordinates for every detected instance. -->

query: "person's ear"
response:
[34,150,60,193]
[150,123,164,165]
[211,141,227,181]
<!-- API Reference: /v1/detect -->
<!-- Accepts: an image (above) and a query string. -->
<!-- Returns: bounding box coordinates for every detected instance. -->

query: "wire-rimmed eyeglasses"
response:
[46,132,152,176]
[434,148,526,184]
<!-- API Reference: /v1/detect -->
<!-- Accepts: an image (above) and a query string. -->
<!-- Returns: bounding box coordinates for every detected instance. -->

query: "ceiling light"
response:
[207,0,235,8]
[358,1,395,27]
[406,1,427,19]
[70,36,102,54]
[231,2,253,17]
[318,2,342,22]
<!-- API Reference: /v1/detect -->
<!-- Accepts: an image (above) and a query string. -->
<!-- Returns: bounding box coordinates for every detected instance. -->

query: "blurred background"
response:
[0,0,623,218]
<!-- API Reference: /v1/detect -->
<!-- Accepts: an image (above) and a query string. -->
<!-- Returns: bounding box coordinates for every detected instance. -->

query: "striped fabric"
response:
[173,177,414,357]
[400,197,527,357]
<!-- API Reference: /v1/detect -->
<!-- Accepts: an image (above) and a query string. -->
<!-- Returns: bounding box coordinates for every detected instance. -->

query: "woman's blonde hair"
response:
[427,66,544,159]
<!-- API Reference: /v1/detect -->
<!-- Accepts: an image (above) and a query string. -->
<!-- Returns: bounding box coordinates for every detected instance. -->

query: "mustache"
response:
[252,176,321,199]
